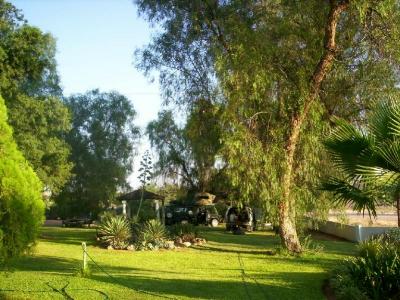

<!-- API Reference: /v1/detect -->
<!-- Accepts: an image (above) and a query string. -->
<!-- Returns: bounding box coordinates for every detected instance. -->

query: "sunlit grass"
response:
[0,226,355,299]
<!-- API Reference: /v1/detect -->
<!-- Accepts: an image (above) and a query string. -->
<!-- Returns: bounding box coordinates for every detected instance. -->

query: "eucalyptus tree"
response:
[56,90,140,217]
[147,110,197,189]
[147,100,222,192]
[135,0,400,252]
[324,100,400,227]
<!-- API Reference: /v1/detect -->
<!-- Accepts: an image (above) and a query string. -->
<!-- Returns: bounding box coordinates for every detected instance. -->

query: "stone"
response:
[127,244,135,251]
[107,245,113,250]
[183,242,191,247]
[174,237,183,244]
[165,241,175,250]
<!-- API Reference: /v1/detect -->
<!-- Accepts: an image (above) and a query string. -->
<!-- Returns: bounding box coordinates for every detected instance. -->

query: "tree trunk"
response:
[397,196,400,228]
[278,0,349,253]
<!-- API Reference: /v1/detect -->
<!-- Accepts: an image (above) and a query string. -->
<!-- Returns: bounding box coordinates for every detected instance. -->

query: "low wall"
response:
[317,220,395,242]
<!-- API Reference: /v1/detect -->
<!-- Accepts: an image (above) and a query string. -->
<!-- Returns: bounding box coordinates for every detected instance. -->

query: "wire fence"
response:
[83,247,177,299]
[237,252,268,299]
[0,243,177,300]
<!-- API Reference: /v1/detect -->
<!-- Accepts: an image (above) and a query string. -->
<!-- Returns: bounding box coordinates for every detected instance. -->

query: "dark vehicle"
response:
[194,205,223,227]
[62,217,93,227]
[225,206,256,232]
[165,204,222,227]
[165,205,195,225]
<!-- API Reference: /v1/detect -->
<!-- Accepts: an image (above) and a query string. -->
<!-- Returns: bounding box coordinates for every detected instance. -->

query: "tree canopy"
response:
[55,90,140,217]
[136,0,400,252]
[0,0,72,196]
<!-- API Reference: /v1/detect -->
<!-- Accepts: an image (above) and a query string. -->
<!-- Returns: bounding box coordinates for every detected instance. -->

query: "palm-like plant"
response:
[98,215,131,249]
[323,100,400,226]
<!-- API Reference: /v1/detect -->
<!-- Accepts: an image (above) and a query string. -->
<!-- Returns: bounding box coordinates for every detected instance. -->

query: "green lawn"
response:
[0,227,355,299]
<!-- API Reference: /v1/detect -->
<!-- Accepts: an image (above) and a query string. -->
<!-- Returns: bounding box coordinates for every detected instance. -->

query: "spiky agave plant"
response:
[323,99,400,225]
[136,219,167,246]
[98,215,131,249]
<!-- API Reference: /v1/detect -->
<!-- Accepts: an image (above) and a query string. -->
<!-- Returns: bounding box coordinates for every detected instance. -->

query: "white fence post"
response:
[82,242,87,270]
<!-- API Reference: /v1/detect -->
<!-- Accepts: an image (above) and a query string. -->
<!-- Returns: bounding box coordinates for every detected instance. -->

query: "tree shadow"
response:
[202,228,280,248]
[192,244,275,256]
[40,227,96,246]
[88,267,328,299]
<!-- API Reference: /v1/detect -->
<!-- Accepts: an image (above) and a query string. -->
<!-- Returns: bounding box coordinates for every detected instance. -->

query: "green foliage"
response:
[331,234,400,300]
[0,1,72,196]
[136,0,400,250]
[0,95,45,263]
[168,223,200,240]
[147,102,223,191]
[134,219,167,250]
[97,215,131,250]
[56,90,140,217]
[147,110,198,189]
[323,100,400,217]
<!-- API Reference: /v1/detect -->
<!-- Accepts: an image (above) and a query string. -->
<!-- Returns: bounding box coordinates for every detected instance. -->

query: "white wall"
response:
[317,220,395,242]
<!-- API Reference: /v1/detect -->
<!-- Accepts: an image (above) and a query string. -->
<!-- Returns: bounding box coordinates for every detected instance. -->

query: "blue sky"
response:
[11,0,162,187]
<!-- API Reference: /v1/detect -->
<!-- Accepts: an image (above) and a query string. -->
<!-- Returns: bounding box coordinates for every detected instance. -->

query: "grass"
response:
[0,226,355,299]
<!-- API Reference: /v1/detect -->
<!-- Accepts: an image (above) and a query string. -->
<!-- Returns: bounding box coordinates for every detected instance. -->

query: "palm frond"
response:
[370,99,400,140]
[324,118,373,176]
[321,178,377,217]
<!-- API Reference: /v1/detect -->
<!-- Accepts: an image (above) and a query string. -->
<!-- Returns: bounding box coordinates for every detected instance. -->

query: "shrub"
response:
[331,233,400,300]
[134,219,167,250]
[168,223,200,242]
[97,215,131,249]
[0,96,45,263]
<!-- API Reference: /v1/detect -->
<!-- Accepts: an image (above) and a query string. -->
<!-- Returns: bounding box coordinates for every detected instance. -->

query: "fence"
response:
[317,220,395,242]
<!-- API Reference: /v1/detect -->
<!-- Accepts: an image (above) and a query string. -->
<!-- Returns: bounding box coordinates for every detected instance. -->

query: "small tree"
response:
[0,95,44,263]
[136,150,153,218]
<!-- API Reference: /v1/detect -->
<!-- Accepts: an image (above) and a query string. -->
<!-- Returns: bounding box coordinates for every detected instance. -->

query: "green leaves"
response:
[56,90,140,217]
[324,99,400,216]
[0,95,44,262]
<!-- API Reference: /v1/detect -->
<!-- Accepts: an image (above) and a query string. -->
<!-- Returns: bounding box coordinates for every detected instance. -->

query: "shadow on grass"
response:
[192,244,276,256]
[89,268,327,299]
[202,228,280,247]
[9,255,80,273]
[39,227,96,246]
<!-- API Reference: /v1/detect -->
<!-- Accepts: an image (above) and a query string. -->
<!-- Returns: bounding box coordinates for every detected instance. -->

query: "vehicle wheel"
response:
[210,218,219,227]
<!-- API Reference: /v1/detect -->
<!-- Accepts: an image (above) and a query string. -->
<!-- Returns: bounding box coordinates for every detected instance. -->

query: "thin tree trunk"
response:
[136,185,145,219]
[397,196,400,228]
[279,0,349,253]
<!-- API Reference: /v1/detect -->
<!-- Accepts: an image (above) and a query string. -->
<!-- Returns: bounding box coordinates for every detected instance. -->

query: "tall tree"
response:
[136,0,400,252]
[147,101,222,192]
[0,0,72,196]
[56,90,140,217]
[147,110,198,189]
[0,95,44,263]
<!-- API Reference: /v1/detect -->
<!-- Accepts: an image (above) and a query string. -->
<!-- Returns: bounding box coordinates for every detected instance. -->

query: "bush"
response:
[0,96,45,263]
[168,223,200,242]
[134,219,167,250]
[97,215,131,249]
[331,232,400,300]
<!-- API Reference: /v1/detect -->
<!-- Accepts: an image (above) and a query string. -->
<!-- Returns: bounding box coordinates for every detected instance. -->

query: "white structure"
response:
[317,220,395,242]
